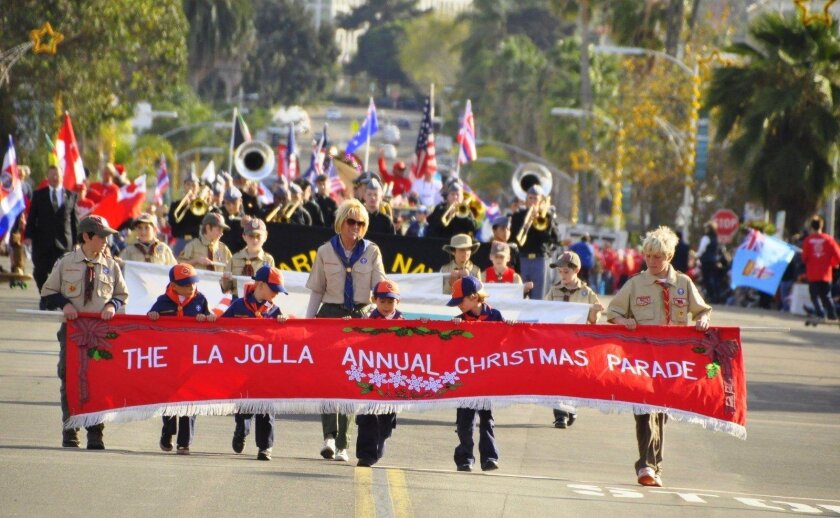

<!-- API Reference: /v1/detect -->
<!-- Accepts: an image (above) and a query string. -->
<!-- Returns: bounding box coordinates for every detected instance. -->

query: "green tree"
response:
[705,13,840,233]
[241,0,338,106]
[0,0,187,170]
[398,13,467,93]
[337,0,423,30]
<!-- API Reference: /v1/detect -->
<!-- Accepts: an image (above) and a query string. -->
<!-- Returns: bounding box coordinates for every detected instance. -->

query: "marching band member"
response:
[118,213,177,265]
[147,263,215,455]
[262,185,311,226]
[440,234,481,295]
[546,251,603,429]
[606,226,711,488]
[427,179,478,239]
[167,172,202,256]
[238,178,264,217]
[220,186,247,254]
[295,178,326,227]
[221,218,275,297]
[363,179,396,235]
[40,215,128,450]
[223,265,290,462]
[314,174,338,228]
[179,213,232,272]
[305,199,387,463]
[508,185,559,299]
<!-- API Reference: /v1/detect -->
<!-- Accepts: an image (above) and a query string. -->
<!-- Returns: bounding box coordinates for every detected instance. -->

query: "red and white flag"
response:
[91,175,146,229]
[55,112,86,191]
[154,155,169,204]
[412,97,437,179]
[457,99,477,166]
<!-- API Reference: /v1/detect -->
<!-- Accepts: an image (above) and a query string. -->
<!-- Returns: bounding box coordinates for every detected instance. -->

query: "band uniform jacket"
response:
[509,207,559,258]
[315,193,337,228]
[221,249,276,295]
[548,277,602,323]
[167,198,204,241]
[606,265,711,326]
[427,202,478,239]
[303,199,326,227]
[40,248,129,313]
[119,240,177,265]
[367,210,396,235]
[440,260,481,295]
[180,236,233,271]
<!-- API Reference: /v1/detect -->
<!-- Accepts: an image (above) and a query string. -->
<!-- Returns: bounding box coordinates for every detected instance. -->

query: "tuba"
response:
[511,163,553,201]
[234,141,276,182]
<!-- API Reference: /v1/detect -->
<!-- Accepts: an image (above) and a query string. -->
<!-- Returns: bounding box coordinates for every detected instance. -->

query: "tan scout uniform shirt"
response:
[306,240,386,305]
[440,260,481,295]
[180,235,232,271]
[119,240,177,265]
[222,248,276,295]
[606,265,711,325]
[41,248,129,313]
[548,277,602,323]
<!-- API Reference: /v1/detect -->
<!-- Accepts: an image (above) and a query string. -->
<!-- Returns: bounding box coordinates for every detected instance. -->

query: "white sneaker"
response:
[320,438,336,459]
[334,448,349,462]
[637,467,657,486]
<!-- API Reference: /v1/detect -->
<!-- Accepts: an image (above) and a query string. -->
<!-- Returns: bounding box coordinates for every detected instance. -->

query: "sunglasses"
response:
[345,218,366,227]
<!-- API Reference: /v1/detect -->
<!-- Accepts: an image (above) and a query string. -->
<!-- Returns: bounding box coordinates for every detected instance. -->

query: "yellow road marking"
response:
[355,467,375,518]
[387,469,413,518]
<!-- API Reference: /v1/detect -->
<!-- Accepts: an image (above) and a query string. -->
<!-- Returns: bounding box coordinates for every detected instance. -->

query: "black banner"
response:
[259,223,493,274]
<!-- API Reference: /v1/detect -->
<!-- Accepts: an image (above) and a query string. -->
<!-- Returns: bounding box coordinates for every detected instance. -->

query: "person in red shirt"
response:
[801,215,840,320]
[377,149,412,197]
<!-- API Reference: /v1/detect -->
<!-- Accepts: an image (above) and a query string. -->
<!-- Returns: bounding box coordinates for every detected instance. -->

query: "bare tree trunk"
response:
[579,0,593,111]
[664,0,685,57]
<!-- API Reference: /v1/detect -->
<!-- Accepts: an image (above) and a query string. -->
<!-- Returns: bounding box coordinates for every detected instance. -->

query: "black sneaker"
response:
[176,446,190,455]
[232,434,245,454]
[62,430,80,447]
[481,459,499,471]
[86,440,105,450]
[553,417,568,429]
[159,434,173,452]
[456,464,473,472]
[356,458,376,467]
[257,449,272,461]
[567,413,577,427]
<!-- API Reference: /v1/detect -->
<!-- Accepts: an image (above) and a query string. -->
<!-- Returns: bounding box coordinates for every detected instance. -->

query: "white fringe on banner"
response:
[64,395,746,440]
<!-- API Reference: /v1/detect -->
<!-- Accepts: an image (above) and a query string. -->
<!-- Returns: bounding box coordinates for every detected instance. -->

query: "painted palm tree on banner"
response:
[705,12,840,233]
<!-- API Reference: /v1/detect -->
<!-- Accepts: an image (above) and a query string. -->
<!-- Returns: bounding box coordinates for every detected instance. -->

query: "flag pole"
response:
[363,97,372,172]
[454,100,465,178]
[227,107,237,175]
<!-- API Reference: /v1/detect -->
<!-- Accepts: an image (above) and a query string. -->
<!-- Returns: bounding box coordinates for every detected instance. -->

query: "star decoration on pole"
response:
[29,22,64,55]
[794,0,837,26]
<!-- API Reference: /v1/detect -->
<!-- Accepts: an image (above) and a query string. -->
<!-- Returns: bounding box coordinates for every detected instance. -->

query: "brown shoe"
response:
[637,467,657,486]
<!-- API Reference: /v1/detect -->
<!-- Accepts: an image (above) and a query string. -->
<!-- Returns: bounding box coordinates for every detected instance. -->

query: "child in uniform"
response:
[448,275,506,472]
[483,241,534,296]
[147,263,216,454]
[546,251,604,429]
[119,212,177,265]
[221,218,275,296]
[440,233,481,295]
[606,226,711,488]
[40,215,129,449]
[355,280,404,467]
[180,212,232,272]
[222,265,289,461]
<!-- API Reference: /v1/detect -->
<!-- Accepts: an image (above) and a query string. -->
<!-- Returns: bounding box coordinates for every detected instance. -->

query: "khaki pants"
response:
[634,413,667,474]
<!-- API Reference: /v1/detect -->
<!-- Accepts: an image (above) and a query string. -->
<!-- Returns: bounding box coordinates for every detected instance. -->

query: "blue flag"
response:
[730,230,795,295]
[345,99,378,154]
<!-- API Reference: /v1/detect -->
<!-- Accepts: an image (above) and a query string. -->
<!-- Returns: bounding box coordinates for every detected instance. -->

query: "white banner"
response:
[122,261,589,323]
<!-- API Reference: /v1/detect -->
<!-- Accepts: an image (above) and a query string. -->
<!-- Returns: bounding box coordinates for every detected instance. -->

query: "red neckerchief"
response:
[134,241,159,262]
[242,284,270,318]
[165,283,197,317]
[484,266,515,283]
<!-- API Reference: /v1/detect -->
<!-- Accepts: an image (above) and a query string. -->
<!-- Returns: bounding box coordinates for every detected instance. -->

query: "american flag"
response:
[286,124,297,180]
[153,154,169,204]
[412,97,437,179]
[457,99,477,166]
[327,159,344,195]
[303,124,329,184]
[0,135,25,244]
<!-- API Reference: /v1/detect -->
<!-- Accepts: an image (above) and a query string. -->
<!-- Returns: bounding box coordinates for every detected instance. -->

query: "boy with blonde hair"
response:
[606,226,711,488]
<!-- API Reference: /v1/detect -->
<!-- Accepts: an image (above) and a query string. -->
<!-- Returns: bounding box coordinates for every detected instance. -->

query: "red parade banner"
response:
[65,316,747,438]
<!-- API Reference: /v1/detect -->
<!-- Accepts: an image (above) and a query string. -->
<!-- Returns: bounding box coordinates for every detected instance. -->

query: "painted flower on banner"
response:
[351,367,464,399]
[407,374,425,392]
[346,365,363,382]
[425,377,443,392]
[368,369,387,387]
[387,370,407,388]
[441,371,459,385]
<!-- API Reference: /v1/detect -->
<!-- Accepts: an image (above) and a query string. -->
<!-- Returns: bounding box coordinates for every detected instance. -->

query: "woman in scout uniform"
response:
[355,279,403,468]
[179,212,232,272]
[147,263,215,454]
[221,218,275,297]
[118,213,177,265]
[305,198,387,463]
[40,215,129,450]
[440,233,481,295]
[223,265,289,461]
[547,250,604,429]
[606,225,711,488]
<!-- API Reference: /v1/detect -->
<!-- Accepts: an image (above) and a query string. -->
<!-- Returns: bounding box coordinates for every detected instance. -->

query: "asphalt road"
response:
[1,260,839,517]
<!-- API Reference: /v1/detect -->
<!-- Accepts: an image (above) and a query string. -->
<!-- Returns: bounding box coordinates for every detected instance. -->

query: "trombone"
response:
[173,186,211,223]
[516,197,551,246]
[265,201,301,223]
[440,192,485,227]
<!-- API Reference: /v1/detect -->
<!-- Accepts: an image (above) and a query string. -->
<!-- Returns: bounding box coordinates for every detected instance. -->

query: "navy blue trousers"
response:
[161,416,196,448]
[355,413,396,463]
[454,408,498,466]
[234,413,275,450]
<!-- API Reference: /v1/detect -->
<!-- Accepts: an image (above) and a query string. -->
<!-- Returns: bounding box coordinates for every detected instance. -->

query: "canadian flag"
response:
[55,112,86,191]
[91,175,147,229]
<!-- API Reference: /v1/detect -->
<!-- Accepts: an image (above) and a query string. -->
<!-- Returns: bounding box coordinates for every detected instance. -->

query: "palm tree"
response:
[705,13,840,234]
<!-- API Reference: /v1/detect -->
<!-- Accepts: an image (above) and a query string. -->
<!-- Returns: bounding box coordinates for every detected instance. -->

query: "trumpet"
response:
[173,186,211,223]
[265,201,300,223]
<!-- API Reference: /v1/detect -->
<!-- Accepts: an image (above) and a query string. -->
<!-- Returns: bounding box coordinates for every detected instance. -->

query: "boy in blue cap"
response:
[356,280,403,467]
[222,265,289,461]
[148,263,215,454]
[448,275,506,472]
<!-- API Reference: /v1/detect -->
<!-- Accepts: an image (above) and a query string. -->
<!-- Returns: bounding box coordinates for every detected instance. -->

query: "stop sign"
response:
[712,209,740,244]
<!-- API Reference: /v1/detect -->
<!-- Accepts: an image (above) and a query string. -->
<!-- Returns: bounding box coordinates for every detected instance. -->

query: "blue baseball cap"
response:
[170,264,199,286]
[447,275,486,306]
[253,265,288,294]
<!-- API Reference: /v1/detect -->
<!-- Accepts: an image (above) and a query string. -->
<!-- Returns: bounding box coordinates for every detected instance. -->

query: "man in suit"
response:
[24,165,79,291]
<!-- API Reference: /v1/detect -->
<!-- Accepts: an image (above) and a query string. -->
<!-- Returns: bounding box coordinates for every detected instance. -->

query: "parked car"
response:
[395,117,411,129]
[325,106,342,120]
